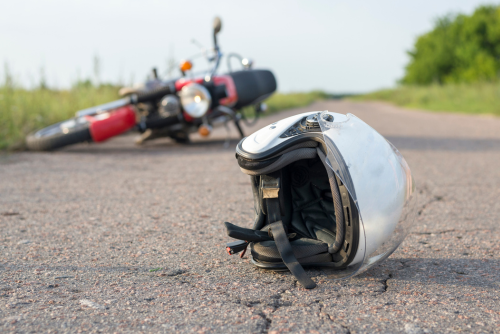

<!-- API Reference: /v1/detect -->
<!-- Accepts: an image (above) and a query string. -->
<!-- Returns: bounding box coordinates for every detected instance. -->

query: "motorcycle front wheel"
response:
[26,118,92,151]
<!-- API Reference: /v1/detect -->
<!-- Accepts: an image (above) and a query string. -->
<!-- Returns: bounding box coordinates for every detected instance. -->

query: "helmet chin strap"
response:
[263,176,317,289]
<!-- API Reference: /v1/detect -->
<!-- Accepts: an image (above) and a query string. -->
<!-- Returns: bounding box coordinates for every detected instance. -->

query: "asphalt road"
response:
[1,100,499,333]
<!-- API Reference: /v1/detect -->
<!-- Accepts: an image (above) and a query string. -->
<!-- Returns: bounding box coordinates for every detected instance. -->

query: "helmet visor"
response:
[318,111,417,278]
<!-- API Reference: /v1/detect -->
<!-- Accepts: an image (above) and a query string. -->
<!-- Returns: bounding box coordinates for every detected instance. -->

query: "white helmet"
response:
[224,111,417,289]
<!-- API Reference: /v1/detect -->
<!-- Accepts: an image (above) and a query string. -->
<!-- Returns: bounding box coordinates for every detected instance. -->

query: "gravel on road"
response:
[1,100,499,333]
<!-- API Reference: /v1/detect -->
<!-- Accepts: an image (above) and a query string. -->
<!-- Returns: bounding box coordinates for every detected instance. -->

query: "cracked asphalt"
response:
[1,100,499,333]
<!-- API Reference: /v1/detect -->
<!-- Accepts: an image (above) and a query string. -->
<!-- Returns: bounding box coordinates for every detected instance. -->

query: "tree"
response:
[402,5,500,85]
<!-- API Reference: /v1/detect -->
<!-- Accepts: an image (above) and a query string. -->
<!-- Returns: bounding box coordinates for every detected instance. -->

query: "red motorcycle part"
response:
[85,106,136,142]
[175,75,238,122]
[214,75,238,107]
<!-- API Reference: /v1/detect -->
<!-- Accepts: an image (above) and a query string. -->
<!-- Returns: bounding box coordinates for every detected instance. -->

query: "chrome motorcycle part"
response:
[159,95,181,118]
[178,83,212,118]
[242,58,253,69]
[76,98,131,118]
[226,53,253,72]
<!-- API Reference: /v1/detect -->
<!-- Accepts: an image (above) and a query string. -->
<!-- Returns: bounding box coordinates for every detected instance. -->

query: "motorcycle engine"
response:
[159,95,181,118]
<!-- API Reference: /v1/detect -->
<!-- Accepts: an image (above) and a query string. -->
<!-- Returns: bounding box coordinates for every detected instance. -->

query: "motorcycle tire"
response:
[26,118,92,151]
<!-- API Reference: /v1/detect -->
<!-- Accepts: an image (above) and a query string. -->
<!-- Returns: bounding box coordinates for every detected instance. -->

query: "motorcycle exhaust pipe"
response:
[76,98,132,118]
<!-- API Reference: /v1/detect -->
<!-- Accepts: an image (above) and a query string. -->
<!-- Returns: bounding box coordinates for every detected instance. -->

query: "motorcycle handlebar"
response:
[207,49,221,81]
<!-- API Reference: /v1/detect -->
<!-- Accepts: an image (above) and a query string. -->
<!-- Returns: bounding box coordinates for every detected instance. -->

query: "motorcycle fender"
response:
[86,106,136,142]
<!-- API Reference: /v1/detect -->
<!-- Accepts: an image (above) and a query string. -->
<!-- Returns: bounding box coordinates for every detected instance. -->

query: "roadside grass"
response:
[0,84,119,150]
[241,90,329,120]
[350,83,500,117]
[265,90,329,113]
[0,87,328,151]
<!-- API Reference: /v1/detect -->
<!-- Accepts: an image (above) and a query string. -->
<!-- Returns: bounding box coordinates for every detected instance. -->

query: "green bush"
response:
[402,5,500,85]
[350,82,500,116]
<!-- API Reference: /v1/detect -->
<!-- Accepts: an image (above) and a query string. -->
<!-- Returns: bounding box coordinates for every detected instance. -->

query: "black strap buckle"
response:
[260,175,280,199]
[226,240,249,256]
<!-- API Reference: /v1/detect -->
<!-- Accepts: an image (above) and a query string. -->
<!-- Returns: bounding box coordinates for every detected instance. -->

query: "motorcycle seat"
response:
[229,69,277,108]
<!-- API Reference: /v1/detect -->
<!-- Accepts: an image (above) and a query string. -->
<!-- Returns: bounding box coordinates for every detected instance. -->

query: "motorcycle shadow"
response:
[57,133,242,155]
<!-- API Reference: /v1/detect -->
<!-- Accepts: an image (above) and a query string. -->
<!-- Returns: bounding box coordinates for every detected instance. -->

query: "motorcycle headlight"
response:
[179,83,211,118]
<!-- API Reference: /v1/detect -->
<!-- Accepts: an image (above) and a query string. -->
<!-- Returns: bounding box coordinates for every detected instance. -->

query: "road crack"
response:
[417,195,443,216]
[340,324,351,334]
[235,289,287,333]
[382,273,393,293]
[319,302,351,334]
[410,228,492,235]
[259,312,273,334]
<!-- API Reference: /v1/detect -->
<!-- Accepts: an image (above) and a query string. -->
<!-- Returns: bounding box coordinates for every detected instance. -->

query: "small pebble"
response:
[80,299,106,310]
[405,323,424,334]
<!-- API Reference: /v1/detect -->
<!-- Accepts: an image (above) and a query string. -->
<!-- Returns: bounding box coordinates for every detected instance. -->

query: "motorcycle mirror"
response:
[213,17,222,35]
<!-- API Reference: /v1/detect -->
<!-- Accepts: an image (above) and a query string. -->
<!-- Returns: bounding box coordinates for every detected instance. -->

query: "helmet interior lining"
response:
[236,140,360,271]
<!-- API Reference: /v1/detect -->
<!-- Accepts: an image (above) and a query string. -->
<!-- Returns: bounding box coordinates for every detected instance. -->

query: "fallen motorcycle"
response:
[26,17,277,151]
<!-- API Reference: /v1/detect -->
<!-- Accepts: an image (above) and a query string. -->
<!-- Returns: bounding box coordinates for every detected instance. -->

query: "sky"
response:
[0,0,494,93]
